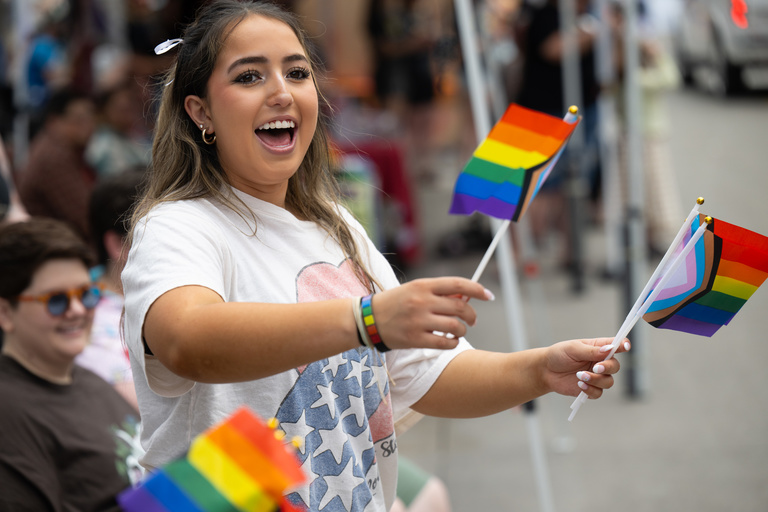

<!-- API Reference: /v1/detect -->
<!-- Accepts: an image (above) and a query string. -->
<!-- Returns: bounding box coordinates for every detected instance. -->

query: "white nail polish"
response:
[593,364,605,374]
[600,344,612,353]
[576,371,589,382]
[624,341,630,351]
[578,381,588,391]
[484,288,495,301]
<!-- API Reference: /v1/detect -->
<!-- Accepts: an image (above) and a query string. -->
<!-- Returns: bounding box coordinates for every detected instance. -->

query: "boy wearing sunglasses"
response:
[0,218,143,511]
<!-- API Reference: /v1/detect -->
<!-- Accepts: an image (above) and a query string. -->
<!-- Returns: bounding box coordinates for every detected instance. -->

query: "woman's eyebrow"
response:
[227,54,308,74]
[227,56,267,74]
[283,54,308,65]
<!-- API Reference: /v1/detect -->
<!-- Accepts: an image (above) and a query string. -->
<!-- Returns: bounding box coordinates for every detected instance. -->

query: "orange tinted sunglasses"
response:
[16,284,103,316]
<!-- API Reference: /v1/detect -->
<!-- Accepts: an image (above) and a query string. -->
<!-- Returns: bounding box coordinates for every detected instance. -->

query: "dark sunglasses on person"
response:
[16,284,103,316]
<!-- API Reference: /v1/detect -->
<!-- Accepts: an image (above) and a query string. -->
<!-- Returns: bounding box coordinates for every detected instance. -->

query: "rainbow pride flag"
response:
[449,103,579,222]
[118,407,306,512]
[642,214,768,336]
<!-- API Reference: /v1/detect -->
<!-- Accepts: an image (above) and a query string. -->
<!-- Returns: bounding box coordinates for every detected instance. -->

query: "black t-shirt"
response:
[0,356,142,512]
[516,5,599,114]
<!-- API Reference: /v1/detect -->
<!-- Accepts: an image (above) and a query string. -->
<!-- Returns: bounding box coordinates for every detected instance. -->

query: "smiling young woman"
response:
[122,2,628,511]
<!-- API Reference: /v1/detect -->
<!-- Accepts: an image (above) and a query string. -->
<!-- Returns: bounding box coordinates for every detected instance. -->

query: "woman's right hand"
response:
[369,277,494,351]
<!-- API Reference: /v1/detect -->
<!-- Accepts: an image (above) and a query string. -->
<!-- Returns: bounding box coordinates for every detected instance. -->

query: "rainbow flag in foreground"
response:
[449,103,579,222]
[118,407,306,512]
[643,214,768,336]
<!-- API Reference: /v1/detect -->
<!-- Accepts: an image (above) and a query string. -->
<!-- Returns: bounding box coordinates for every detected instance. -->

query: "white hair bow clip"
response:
[154,38,183,55]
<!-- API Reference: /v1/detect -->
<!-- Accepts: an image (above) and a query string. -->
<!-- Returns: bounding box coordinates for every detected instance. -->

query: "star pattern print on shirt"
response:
[279,259,395,512]
[279,347,392,511]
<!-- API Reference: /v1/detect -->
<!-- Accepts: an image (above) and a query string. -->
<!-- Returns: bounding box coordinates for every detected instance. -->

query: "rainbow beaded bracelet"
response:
[361,294,390,352]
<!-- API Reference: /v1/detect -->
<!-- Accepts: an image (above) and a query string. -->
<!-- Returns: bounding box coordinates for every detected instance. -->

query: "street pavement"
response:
[393,88,768,512]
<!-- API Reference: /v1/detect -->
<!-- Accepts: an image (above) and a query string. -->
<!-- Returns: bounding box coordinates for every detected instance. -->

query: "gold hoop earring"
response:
[201,128,216,145]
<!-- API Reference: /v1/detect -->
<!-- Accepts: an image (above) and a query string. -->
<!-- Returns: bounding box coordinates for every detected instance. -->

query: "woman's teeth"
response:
[257,120,295,130]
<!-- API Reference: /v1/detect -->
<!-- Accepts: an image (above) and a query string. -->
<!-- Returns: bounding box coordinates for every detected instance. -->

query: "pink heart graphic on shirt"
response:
[294,258,369,374]
[296,259,369,303]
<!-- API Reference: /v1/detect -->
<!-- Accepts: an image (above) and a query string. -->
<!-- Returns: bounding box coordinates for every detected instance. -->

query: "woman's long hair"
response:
[129,0,378,291]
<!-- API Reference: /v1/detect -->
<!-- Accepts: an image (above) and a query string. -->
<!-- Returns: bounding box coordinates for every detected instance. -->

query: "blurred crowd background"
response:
[0,0,702,272]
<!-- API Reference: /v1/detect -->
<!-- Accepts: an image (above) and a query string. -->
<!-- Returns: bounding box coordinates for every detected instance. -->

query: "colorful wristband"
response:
[351,297,368,348]
[361,294,390,352]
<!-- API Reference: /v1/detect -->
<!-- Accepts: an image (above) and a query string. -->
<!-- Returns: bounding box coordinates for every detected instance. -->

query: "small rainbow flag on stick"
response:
[118,407,306,512]
[569,198,768,421]
[449,103,579,222]
[642,214,768,336]
[449,104,580,284]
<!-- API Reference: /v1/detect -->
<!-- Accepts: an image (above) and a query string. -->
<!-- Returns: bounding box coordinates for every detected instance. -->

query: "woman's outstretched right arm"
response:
[142,277,493,384]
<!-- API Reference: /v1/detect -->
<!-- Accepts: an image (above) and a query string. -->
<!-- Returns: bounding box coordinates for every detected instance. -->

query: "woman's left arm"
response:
[411,338,629,418]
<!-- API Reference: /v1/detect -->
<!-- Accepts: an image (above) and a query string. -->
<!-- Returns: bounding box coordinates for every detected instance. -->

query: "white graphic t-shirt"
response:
[122,188,471,512]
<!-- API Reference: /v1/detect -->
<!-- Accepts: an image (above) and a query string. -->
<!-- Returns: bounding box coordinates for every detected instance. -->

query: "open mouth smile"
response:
[255,119,296,150]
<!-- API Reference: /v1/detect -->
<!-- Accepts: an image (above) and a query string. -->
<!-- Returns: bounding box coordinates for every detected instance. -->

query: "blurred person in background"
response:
[514,0,602,268]
[0,218,142,511]
[25,6,72,132]
[17,89,97,243]
[86,82,151,178]
[516,0,601,121]
[368,0,437,114]
[392,456,452,512]
[75,170,145,411]
[481,0,525,103]
[610,0,684,256]
[367,0,440,181]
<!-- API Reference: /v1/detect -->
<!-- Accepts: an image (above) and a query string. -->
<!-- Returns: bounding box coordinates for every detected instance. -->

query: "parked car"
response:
[673,0,768,94]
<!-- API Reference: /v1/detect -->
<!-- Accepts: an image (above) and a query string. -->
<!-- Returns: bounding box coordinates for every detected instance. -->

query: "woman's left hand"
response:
[541,338,630,399]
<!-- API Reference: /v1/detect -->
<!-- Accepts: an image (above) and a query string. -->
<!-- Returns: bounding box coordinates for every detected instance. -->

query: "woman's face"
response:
[191,14,319,206]
[0,259,95,368]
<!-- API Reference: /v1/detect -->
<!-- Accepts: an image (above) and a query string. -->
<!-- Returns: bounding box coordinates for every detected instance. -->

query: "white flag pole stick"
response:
[568,215,712,421]
[469,108,581,284]
[615,199,704,333]
[579,198,704,354]
[471,220,510,282]
[566,198,704,419]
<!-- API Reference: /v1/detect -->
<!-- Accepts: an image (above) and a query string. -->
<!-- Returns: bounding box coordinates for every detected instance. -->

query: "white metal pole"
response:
[453,1,556,511]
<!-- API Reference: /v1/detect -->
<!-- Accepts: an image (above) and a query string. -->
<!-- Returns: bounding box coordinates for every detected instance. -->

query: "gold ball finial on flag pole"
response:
[697,197,705,205]
[705,216,713,224]
[568,105,579,115]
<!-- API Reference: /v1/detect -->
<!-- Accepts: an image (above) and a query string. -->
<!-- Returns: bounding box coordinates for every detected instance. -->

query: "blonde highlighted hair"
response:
[129,0,378,291]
